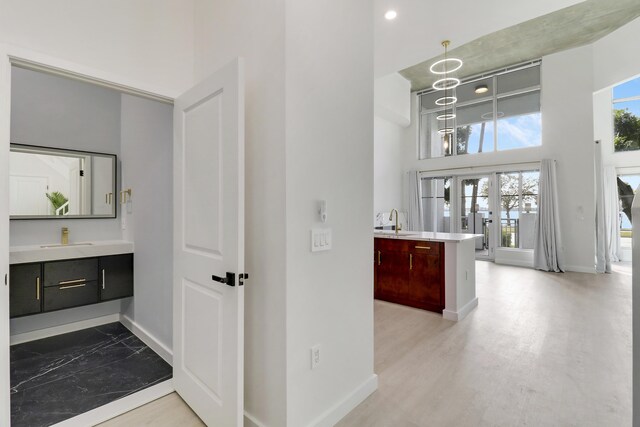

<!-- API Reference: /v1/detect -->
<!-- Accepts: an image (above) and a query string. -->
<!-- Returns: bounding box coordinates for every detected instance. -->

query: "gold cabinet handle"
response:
[377,250,381,266]
[120,189,132,204]
[102,269,106,290]
[409,253,413,270]
[58,278,86,286]
[415,246,431,250]
[36,276,40,301]
[60,283,86,290]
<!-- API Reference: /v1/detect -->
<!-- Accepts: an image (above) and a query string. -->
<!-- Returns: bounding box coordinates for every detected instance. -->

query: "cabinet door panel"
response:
[99,254,134,301]
[410,252,444,311]
[9,263,42,318]
[376,249,409,301]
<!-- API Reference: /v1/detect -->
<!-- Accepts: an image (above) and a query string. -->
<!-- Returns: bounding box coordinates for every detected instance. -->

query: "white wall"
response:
[284,0,375,425]
[9,67,123,246]
[593,18,640,93]
[120,94,174,351]
[374,116,404,215]
[193,1,288,425]
[195,1,375,425]
[0,0,195,95]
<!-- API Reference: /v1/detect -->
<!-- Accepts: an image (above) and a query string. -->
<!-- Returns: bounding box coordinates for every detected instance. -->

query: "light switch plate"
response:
[311,228,332,252]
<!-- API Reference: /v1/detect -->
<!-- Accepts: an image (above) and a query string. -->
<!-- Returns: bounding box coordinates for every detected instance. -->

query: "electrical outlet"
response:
[311,344,321,370]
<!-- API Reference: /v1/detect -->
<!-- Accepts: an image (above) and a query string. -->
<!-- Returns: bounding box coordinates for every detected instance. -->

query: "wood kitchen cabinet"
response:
[9,263,42,318]
[374,238,445,313]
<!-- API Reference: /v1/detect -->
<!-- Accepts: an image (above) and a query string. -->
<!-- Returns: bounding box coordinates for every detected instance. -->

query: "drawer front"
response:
[375,237,410,253]
[44,280,99,312]
[44,258,98,287]
[408,240,441,256]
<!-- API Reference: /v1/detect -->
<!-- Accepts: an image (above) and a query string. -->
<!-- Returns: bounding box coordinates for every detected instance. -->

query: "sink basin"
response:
[374,230,418,237]
[40,243,94,248]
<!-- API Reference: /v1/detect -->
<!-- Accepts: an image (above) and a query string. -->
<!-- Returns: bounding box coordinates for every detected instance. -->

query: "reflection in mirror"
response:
[10,144,116,219]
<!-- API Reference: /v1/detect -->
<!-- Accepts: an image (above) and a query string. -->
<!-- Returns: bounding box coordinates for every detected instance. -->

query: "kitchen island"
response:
[374,231,481,321]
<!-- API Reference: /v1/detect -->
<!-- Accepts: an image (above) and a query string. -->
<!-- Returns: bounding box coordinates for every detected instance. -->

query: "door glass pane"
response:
[496,91,541,151]
[460,177,489,257]
[421,177,451,232]
[456,101,495,155]
[499,171,539,249]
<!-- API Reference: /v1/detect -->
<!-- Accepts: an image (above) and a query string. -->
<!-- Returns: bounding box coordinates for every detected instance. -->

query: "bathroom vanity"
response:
[9,242,134,318]
[374,231,481,321]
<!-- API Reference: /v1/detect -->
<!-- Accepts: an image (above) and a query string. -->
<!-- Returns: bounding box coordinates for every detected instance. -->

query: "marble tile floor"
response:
[10,322,172,427]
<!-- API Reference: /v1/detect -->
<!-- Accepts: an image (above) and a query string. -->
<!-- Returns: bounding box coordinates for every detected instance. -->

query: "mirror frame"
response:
[9,143,118,220]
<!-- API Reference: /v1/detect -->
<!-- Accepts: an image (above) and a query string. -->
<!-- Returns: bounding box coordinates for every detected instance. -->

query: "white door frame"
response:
[0,44,179,427]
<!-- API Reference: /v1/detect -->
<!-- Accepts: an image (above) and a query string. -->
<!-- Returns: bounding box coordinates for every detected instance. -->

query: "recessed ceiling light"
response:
[475,84,489,94]
[385,10,397,20]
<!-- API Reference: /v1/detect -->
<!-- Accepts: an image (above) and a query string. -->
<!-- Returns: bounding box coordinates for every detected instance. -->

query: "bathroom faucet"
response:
[61,227,69,245]
[389,209,402,235]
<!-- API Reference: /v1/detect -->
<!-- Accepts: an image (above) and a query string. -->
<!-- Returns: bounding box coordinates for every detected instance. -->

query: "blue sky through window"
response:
[613,76,640,100]
[497,113,542,150]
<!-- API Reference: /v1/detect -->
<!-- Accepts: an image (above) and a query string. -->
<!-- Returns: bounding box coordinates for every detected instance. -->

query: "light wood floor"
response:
[102,262,632,426]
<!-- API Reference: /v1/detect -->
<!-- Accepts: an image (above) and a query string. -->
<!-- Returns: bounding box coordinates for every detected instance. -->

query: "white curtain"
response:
[406,171,423,231]
[534,159,565,272]
[604,166,621,269]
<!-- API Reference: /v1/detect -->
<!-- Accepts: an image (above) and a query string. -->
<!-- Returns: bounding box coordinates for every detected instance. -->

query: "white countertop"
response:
[374,230,483,243]
[10,240,134,264]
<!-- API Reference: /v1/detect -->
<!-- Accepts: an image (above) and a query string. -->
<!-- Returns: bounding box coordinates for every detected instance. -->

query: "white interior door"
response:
[173,58,245,426]
[9,175,48,215]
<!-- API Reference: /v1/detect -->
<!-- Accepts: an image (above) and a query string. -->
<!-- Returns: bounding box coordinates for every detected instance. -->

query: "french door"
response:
[457,174,497,260]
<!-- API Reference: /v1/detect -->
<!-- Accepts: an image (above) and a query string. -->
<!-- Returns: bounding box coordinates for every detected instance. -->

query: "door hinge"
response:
[79,170,85,177]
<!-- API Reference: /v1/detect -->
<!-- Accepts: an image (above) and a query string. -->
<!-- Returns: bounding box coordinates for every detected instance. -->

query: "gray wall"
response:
[10,67,124,334]
[120,94,173,350]
[10,66,123,246]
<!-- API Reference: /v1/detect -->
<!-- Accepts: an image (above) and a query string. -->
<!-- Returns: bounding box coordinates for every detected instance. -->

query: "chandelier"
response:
[430,40,462,155]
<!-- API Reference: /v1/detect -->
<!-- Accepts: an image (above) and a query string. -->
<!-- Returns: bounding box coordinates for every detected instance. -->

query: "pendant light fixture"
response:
[430,40,462,156]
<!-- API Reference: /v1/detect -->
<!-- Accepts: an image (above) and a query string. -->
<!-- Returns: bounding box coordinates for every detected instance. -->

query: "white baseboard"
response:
[443,297,478,322]
[119,314,173,366]
[10,313,121,345]
[564,265,596,274]
[308,374,378,427]
[51,379,174,427]
[494,259,534,268]
[245,411,267,427]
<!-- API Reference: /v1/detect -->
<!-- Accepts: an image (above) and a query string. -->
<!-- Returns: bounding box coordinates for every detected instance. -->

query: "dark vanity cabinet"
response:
[99,254,134,301]
[9,253,134,318]
[43,258,99,312]
[9,263,42,318]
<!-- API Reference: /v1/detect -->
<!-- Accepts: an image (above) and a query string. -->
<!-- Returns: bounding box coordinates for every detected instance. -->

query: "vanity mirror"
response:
[10,144,117,219]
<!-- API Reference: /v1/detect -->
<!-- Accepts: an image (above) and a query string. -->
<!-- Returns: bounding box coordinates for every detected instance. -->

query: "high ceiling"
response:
[374,0,584,78]
[398,0,640,92]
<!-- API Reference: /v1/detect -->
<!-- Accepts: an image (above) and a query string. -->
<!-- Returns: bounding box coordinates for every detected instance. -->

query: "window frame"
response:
[612,77,640,154]
[418,62,542,159]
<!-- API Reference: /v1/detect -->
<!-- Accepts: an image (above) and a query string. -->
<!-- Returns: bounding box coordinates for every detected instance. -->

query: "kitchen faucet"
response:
[389,209,402,235]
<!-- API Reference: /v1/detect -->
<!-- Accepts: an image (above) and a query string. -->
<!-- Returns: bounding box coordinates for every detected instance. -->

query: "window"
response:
[613,77,640,152]
[418,63,541,159]
[498,171,539,249]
